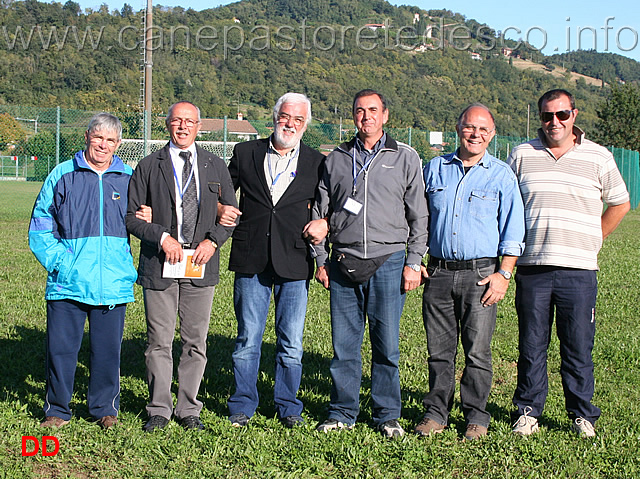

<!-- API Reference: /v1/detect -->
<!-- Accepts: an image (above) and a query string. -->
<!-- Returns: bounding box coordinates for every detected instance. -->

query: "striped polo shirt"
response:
[508,127,629,270]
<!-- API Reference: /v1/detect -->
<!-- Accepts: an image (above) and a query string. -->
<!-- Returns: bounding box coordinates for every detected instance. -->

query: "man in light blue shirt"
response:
[415,103,525,441]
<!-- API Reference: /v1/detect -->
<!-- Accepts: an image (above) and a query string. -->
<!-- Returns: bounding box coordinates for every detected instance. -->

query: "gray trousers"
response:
[143,279,215,420]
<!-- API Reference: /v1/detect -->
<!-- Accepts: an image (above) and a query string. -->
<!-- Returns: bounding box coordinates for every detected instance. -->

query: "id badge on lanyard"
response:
[345,148,377,215]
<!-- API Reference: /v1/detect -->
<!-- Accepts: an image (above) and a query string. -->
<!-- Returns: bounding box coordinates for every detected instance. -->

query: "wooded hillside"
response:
[0,0,637,136]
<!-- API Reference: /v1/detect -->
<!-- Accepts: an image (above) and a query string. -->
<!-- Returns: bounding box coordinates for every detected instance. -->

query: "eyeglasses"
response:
[168,118,199,128]
[277,113,305,127]
[88,135,119,148]
[460,124,494,136]
[540,110,573,122]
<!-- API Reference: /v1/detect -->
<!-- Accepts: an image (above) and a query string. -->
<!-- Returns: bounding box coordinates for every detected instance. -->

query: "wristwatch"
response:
[406,264,421,272]
[498,269,512,280]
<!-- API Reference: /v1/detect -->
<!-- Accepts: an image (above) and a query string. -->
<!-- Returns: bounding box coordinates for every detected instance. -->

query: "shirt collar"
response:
[537,125,585,147]
[169,142,197,158]
[355,132,386,154]
[268,136,300,159]
[445,149,491,168]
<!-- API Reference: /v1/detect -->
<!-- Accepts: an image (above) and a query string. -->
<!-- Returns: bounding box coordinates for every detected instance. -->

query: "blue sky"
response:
[75,0,640,62]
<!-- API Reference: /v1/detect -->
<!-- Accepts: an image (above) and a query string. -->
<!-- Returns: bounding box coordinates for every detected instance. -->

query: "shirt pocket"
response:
[426,185,448,211]
[207,181,220,202]
[469,189,498,219]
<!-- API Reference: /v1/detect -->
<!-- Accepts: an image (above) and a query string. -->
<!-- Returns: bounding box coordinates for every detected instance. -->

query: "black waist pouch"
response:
[335,252,392,284]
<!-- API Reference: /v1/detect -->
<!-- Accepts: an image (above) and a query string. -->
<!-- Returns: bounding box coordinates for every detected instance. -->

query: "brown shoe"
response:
[414,416,445,436]
[98,415,118,429]
[40,416,70,428]
[464,423,488,441]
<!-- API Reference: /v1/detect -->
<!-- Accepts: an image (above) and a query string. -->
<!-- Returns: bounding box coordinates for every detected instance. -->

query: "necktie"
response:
[180,151,198,243]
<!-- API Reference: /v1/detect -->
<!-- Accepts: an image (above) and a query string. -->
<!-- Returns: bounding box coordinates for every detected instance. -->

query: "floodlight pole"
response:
[143,0,153,156]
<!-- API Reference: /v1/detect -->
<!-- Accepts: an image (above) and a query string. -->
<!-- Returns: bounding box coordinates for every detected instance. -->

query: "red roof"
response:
[199,118,258,135]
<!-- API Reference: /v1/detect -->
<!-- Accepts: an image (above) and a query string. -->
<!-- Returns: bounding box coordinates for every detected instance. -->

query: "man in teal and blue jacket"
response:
[29,113,138,429]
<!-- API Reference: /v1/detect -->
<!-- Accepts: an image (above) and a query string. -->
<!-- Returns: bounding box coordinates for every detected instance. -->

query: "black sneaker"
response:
[280,415,304,428]
[229,413,250,427]
[179,415,204,431]
[143,415,169,432]
[378,419,405,438]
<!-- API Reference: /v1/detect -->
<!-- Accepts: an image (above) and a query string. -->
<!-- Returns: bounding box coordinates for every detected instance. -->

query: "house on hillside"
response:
[470,52,482,61]
[198,114,259,141]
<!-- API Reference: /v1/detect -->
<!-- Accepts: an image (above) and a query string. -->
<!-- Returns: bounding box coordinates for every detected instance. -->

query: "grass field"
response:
[1,180,639,478]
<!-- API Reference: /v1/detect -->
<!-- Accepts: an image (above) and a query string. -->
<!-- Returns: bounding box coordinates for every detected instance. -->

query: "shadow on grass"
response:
[201,333,334,421]
[0,326,47,419]
[2,326,439,428]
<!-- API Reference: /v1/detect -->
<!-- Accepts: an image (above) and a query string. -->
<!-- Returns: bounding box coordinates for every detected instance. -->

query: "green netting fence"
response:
[610,147,640,210]
[1,105,639,209]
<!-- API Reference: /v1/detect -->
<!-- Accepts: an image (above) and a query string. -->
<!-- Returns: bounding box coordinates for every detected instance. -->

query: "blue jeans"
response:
[228,270,309,419]
[327,250,406,426]
[45,299,126,420]
[512,266,600,423]
[421,263,497,428]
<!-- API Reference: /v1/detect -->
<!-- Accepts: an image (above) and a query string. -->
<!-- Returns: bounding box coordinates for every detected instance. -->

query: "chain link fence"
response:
[1,104,639,209]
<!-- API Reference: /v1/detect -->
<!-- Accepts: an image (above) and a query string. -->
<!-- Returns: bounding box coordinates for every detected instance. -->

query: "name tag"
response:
[344,197,363,215]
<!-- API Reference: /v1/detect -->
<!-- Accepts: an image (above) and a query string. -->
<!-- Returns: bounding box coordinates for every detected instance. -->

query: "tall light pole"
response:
[143,0,153,155]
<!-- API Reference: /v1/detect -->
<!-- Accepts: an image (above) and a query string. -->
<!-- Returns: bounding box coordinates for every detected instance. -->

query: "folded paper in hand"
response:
[162,249,205,279]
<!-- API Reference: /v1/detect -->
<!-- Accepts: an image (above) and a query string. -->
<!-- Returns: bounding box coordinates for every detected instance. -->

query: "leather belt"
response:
[428,256,497,270]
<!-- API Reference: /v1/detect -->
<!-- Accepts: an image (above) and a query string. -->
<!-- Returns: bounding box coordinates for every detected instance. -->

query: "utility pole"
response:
[143,0,153,156]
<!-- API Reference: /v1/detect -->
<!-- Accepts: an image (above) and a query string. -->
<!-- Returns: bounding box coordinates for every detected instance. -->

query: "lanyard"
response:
[172,154,196,200]
[351,148,380,196]
[267,147,299,190]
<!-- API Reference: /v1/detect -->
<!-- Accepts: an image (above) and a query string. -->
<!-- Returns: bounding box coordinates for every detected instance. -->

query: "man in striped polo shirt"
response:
[508,89,630,438]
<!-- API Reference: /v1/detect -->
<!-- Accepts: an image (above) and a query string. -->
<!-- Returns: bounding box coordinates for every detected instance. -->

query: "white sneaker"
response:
[572,417,596,438]
[316,419,354,432]
[512,406,539,435]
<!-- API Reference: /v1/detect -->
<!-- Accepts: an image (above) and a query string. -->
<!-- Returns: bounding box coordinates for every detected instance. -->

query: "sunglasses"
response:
[540,110,573,122]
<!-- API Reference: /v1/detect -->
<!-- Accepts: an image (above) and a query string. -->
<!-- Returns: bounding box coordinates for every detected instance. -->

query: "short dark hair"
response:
[537,89,576,112]
[457,103,496,128]
[352,89,387,113]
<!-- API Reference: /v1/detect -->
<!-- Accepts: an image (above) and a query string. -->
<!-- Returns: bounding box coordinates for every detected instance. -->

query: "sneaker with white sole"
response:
[229,413,250,428]
[572,417,595,438]
[512,406,539,435]
[378,419,404,438]
[316,418,353,432]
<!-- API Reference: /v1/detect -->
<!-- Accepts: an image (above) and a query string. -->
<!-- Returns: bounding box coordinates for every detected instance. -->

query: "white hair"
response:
[272,93,312,126]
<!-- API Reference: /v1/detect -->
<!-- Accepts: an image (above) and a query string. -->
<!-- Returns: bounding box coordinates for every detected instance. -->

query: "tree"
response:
[0,113,26,152]
[595,84,640,150]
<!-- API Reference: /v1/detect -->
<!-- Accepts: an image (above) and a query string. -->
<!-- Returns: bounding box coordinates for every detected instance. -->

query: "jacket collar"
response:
[75,150,126,174]
[339,132,398,154]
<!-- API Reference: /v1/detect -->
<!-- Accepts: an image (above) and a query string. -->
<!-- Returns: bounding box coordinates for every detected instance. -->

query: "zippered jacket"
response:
[311,134,428,267]
[29,151,137,306]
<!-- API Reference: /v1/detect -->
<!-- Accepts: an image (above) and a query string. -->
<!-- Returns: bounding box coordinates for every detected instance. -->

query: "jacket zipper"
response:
[98,173,104,305]
[363,168,368,258]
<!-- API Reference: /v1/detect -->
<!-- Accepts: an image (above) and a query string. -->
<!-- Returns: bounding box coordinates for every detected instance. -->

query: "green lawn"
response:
[1,181,639,478]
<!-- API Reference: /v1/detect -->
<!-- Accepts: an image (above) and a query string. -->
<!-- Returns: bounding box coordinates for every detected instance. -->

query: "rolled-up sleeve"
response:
[497,173,525,256]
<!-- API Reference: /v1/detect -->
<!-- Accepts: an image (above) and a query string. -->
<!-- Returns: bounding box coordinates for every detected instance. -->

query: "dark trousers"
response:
[45,299,126,420]
[512,266,601,423]
[421,263,497,428]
